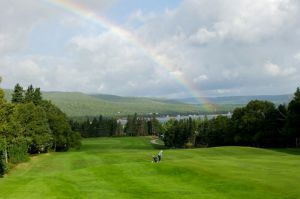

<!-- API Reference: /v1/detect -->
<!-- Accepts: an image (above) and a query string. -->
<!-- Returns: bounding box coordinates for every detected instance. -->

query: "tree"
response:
[125,114,138,136]
[0,138,7,176]
[163,118,193,148]
[0,81,81,176]
[33,88,42,105]
[0,79,10,172]
[12,103,52,153]
[24,85,35,103]
[11,83,24,104]
[148,115,162,136]
[23,85,42,105]
[287,87,300,147]
[41,100,81,151]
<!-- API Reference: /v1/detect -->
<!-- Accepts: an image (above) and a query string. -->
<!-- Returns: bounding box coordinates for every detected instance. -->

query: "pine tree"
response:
[24,85,35,103]
[33,88,42,105]
[287,87,300,147]
[11,83,24,104]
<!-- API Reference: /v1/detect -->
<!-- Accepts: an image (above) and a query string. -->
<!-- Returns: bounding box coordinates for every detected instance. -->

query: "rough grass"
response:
[0,137,300,199]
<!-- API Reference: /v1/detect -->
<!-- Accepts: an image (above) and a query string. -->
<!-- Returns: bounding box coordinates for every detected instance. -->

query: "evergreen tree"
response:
[24,85,35,103]
[11,83,24,104]
[33,88,42,105]
[287,88,300,147]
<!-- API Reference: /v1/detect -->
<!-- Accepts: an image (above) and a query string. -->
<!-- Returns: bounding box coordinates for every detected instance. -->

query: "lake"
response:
[117,112,232,125]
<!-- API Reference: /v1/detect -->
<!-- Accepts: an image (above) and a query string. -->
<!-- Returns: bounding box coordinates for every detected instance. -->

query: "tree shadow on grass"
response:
[267,148,300,155]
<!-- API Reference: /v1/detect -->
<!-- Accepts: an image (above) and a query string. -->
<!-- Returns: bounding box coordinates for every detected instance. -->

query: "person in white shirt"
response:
[158,150,163,162]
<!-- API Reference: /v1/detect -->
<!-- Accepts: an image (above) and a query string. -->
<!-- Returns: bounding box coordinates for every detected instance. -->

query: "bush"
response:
[0,139,7,176]
[7,137,29,164]
[70,132,82,150]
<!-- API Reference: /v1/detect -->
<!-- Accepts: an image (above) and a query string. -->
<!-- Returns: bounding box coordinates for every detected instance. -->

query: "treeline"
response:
[162,87,300,148]
[0,81,81,176]
[70,113,162,137]
[70,116,123,137]
[125,113,162,136]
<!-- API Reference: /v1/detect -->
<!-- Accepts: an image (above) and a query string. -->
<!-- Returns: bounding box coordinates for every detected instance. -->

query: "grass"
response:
[0,137,300,199]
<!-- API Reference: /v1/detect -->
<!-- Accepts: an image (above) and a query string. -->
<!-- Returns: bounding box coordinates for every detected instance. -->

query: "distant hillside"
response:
[176,94,293,105]
[90,94,182,104]
[4,90,291,117]
[5,90,228,117]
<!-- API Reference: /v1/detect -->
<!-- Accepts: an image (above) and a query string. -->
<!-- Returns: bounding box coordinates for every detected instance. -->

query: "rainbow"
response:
[44,0,216,111]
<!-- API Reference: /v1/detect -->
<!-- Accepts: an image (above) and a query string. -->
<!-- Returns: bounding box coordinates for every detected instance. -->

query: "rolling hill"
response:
[176,94,293,105]
[4,89,291,117]
[4,90,226,117]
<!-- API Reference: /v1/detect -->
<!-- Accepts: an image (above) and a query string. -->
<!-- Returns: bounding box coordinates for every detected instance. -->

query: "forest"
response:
[0,80,81,176]
[70,113,162,138]
[162,88,300,148]
[71,87,300,149]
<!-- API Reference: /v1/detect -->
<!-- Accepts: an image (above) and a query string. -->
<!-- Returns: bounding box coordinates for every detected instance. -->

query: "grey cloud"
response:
[1,0,300,98]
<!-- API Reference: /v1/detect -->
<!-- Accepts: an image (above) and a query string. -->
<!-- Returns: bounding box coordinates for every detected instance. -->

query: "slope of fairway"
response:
[0,137,300,199]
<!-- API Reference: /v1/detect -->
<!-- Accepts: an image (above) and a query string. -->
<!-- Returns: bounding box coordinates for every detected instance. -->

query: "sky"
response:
[0,0,300,99]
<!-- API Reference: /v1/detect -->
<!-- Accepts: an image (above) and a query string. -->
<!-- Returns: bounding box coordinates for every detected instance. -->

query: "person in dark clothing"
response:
[152,155,158,163]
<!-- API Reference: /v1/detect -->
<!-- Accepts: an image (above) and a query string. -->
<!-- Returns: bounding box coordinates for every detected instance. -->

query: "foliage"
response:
[0,81,81,176]
[7,137,29,164]
[70,116,121,137]
[163,118,195,148]
[12,103,53,153]
[41,100,79,151]
[162,87,300,148]
[286,87,300,145]
[11,83,24,104]
[124,113,162,136]
[24,85,42,105]
[0,138,7,176]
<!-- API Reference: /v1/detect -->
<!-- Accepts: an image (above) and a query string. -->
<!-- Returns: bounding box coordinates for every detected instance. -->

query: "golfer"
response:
[158,150,163,162]
[152,155,158,163]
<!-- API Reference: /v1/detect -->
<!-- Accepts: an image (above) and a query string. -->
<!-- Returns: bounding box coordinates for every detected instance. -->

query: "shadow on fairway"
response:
[267,148,300,155]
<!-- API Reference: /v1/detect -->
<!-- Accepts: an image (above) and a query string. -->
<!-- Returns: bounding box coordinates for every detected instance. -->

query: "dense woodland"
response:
[0,80,81,176]
[70,116,122,137]
[163,88,300,148]
[70,113,162,137]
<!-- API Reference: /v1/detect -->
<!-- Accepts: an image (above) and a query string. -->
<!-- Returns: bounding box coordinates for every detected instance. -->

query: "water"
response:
[117,112,232,125]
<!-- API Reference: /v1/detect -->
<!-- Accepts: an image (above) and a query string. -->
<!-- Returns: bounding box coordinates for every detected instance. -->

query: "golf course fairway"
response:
[0,137,300,199]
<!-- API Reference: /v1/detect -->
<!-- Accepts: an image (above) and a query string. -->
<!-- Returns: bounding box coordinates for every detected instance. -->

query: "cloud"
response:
[189,28,217,45]
[264,62,296,77]
[264,62,281,76]
[193,75,208,83]
[1,0,300,97]
[294,52,300,61]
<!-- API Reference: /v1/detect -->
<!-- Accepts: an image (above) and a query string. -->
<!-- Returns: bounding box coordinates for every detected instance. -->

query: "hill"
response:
[5,90,226,117]
[5,89,290,117]
[0,137,299,198]
[176,94,293,105]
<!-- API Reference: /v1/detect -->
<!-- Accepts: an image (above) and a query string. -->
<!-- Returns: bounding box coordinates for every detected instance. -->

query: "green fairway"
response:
[0,137,300,199]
